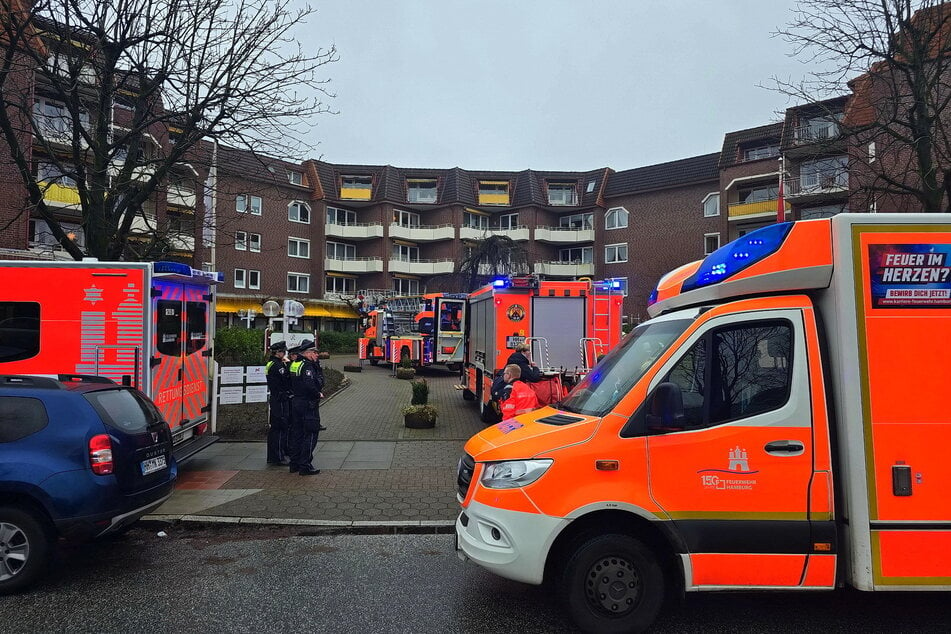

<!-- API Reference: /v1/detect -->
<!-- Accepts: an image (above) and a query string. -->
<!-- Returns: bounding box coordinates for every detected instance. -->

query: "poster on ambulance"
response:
[868,243,951,308]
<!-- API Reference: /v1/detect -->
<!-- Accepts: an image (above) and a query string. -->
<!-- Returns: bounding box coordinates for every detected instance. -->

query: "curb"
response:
[140,514,456,535]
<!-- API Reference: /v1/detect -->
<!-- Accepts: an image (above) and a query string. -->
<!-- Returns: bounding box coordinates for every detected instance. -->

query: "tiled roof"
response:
[603,153,720,197]
[217,145,305,185]
[718,122,784,169]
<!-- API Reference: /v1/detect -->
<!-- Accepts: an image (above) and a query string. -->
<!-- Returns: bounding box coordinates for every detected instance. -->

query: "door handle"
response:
[765,440,804,454]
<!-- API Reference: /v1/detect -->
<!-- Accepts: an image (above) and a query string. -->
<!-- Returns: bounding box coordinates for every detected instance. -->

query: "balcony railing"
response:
[785,171,848,197]
[389,223,454,241]
[388,258,455,275]
[534,225,595,243]
[167,185,196,208]
[326,222,385,240]
[727,199,791,219]
[792,123,841,144]
[533,260,594,277]
[324,256,384,273]
[458,225,530,241]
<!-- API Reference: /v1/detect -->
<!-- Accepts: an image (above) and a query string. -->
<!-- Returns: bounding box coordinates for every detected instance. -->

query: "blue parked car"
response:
[0,374,177,593]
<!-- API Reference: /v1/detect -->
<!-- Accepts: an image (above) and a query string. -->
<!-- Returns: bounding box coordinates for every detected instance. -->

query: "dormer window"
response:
[478,181,510,205]
[288,170,303,186]
[547,182,578,206]
[741,143,780,162]
[407,178,437,203]
[340,175,372,200]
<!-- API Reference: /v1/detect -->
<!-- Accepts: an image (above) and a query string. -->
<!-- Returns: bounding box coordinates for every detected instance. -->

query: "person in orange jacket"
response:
[500,363,540,418]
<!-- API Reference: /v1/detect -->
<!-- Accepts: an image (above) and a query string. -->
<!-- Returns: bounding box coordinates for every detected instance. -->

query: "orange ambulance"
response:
[455,214,951,632]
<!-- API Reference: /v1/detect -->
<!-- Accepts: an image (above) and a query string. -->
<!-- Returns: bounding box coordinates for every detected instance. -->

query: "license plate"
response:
[141,455,168,475]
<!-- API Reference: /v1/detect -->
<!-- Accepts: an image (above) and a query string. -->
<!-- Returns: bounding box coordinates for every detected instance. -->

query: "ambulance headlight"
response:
[480,459,553,489]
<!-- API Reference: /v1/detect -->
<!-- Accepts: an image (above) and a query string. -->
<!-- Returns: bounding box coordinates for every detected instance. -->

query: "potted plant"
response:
[402,404,437,429]
[410,378,428,405]
[395,356,416,380]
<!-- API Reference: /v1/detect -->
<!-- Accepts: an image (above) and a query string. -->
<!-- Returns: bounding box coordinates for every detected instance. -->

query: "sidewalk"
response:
[145,356,483,531]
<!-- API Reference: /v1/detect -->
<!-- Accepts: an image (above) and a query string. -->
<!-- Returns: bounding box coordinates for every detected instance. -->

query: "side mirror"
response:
[646,382,686,433]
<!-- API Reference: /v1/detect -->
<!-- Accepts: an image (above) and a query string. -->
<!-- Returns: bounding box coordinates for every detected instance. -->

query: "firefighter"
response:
[264,340,291,465]
[500,363,539,418]
[288,339,324,475]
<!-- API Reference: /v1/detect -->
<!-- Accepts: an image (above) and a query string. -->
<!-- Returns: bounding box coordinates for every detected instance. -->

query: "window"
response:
[0,301,40,363]
[464,211,488,229]
[288,170,303,186]
[326,241,356,260]
[394,209,420,227]
[702,193,720,217]
[325,276,356,295]
[392,244,420,261]
[288,273,310,294]
[605,207,629,230]
[249,233,261,252]
[800,156,848,190]
[704,233,720,255]
[235,231,247,251]
[327,206,355,225]
[36,161,77,187]
[547,182,578,206]
[478,181,510,205]
[29,219,85,249]
[800,204,847,220]
[33,99,89,141]
[605,243,628,263]
[868,142,876,163]
[393,278,421,295]
[341,175,373,200]
[800,115,842,142]
[288,201,310,224]
[559,213,593,229]
[234,268,246,288]
[407,178,438,203]
[586,180,596,193]
[738,184,778,204]
[167,211,195,235]
[742,144,780,161]
[559,246,593,263]
[247,270,260,290]
[498,213,519,230]
[288,238,310,259]
[0,396,49,442]
[237,194,262,215]
[661,321,792,429]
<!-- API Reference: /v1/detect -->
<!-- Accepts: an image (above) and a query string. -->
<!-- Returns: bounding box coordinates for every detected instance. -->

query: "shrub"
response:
[399,355,413,369]
[343,364,363,372]
[316,330,360,354]
[395,367,416,380]
[401,404,437,423]
[410,378,428,405]
[215,327,266,365]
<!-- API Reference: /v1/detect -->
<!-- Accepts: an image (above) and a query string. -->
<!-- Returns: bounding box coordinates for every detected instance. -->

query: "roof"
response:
[217,146,307,187]
[603,153,720,197]
[718,122,784,169]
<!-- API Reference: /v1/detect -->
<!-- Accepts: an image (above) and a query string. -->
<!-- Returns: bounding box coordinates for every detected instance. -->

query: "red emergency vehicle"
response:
[462,275,624,417]
[0,260,221,461]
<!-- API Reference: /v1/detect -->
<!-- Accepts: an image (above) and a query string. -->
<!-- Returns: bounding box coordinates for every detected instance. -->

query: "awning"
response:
[327,306,360,318]
[216,297,359,319]
[215,298,262,313]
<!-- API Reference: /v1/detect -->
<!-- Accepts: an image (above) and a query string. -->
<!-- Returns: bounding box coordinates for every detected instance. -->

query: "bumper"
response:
[53,477,176,540]
[455,499,568,585]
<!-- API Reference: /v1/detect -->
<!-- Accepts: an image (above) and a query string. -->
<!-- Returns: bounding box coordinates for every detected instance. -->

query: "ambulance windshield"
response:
[559,318,692,416]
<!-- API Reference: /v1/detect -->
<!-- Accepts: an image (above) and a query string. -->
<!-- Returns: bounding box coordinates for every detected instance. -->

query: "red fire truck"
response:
[0,259,221,461]
[358,293,467,370]
[462,275,625,418]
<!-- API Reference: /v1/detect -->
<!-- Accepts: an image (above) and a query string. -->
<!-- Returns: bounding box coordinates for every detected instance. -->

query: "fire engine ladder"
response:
[526,337,552,372]
[589,290,618,358]
[384,296,423,335]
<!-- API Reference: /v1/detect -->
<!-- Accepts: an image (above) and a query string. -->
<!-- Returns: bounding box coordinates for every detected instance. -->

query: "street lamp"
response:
[237,308,256,328]
[261,299,305,343]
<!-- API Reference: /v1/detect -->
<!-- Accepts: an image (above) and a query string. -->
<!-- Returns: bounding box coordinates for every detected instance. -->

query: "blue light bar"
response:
[647,288,658,306]
[492,278,508,288]
[681,222,793,293]
[153,261,193,276]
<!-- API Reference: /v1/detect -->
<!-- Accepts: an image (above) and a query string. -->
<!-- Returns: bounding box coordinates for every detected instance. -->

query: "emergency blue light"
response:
[681,222,793,293]
[492,278,508,288]
[153,261,192,276]
[647,289,658,306]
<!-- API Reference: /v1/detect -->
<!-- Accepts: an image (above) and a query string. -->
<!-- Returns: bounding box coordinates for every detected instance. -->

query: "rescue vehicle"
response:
[455,214,951,632]
[0,259,221,461]
[358,292,467,370]
[461,275,624,417]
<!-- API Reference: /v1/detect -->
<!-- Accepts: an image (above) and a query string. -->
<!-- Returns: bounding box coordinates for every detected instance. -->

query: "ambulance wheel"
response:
[0,506,53,595]
[462,389,475,401]
[445,363,462,373]
[561,533,664,634]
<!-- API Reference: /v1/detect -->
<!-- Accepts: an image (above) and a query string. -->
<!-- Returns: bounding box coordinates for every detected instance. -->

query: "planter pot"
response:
[343,364,362,372]
[404,412,436,429]
[395,368,416,380]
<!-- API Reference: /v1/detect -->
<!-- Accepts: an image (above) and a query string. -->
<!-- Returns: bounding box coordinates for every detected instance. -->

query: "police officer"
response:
[288,339,324,475]
[265,340,291,465]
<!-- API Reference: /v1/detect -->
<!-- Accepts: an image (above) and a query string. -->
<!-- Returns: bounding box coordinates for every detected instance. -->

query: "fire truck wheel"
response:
[369,359,379,366]
[0,506,53,595]
[561,533,664,633]
[462,389,475,401]
[445,363,462,373]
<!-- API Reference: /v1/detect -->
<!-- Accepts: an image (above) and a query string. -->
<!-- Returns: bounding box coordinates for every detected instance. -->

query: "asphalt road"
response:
[2,525,950,633]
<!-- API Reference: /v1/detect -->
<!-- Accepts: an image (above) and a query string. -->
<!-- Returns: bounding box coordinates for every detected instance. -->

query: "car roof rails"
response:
[56,374,117,385]
[0,375,65,389]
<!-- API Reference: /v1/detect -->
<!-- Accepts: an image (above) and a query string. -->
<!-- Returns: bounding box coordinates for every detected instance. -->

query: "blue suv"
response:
[0,374,177,593]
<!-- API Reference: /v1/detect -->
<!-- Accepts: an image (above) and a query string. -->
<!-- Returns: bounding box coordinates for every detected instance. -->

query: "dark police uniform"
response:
[288,340,324,475]
[265,341,291,464]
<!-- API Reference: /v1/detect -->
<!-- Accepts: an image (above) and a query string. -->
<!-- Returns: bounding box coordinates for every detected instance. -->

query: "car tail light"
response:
[89,434,114,475]
[195,421,208,436]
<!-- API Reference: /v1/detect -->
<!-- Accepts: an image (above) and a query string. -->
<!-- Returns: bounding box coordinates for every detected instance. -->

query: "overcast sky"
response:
[291,0,824,172]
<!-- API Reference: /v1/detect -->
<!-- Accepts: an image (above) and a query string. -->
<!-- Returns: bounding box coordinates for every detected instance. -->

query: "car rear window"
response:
[0,396,49,442]
[84,389,158,433]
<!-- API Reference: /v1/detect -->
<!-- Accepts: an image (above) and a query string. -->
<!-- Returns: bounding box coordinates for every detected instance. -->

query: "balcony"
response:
[784,171,848,203]
[389,223,454,241]
[728,199,790,220]
[167,185,196,208]
[388,258,455,275]
[41,182,81,208]
[108,162,155,182]
[340,186,372,200]
[458,226,530,241]
[792,123,840,144]
[167,233,195,252]
[534,226,594,244]
[326,222,385,240]
[325,257,384,274]
[533,261,594,277]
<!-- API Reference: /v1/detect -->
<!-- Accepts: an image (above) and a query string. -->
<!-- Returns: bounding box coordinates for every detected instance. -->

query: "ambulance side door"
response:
[645,308,816,588]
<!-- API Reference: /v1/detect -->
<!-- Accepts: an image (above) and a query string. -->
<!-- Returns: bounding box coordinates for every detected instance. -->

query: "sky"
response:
[289,0,827,172]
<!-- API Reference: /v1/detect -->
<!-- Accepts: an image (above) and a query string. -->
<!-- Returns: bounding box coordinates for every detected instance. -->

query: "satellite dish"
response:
[285,300,305,318]
[262,300,281,317]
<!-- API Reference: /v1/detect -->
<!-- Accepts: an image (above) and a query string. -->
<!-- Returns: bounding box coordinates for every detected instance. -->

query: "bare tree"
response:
[775,0,951,212]
[455,235,530,292]
[0,0,336,260]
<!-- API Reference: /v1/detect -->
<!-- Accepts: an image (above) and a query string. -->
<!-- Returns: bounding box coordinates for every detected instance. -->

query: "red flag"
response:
[776,172,786,223]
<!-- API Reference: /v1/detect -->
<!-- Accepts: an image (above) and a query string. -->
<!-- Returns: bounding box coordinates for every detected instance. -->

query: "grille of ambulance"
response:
[457,453,475,499]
